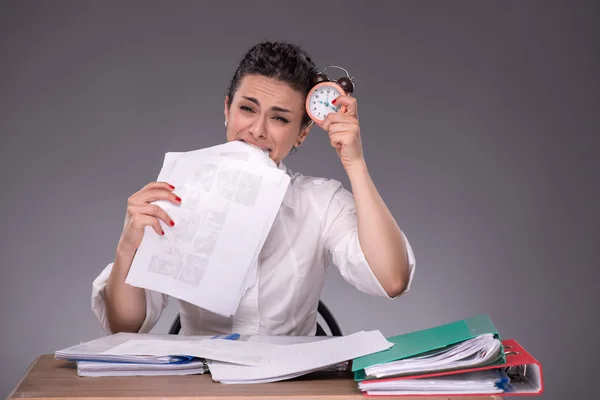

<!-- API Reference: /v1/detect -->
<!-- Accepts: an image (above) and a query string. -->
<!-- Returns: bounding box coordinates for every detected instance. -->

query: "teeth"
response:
[246,142,269,152]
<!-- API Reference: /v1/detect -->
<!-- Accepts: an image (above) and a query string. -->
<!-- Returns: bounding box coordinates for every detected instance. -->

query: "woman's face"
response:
[224,74,311,164]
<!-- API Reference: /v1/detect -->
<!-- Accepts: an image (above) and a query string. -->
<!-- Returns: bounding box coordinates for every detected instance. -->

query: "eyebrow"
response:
[242,96,292,113]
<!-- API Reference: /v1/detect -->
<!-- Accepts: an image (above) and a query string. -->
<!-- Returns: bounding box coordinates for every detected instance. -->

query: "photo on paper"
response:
[148,255,183,278]
[180,186,208,213]
[172,210,204,243]
[233,171,263,206]
[191,230,218,259]
[192,164,218,192]
[204,203,229,232]
[178,254,209,286]
[158,238,185,261]
[215,166,241,201]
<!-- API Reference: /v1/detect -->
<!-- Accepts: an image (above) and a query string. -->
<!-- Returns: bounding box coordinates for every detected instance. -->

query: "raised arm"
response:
[322,96,410,297]
[104,182,180,332]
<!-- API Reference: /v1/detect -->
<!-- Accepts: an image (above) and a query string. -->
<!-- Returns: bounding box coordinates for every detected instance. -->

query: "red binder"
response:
[359,339,543,397]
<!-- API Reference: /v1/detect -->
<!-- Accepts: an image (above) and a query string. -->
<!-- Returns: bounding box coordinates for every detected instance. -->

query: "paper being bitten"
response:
[125,141,290,317]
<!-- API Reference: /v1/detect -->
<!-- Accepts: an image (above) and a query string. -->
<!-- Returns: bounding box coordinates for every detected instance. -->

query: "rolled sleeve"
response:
[322,184,416,298]
[91,262,169,334]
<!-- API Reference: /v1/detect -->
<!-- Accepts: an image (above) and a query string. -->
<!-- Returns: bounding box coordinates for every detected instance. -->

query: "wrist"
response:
[115,243,136,264]
[344,159,369,180]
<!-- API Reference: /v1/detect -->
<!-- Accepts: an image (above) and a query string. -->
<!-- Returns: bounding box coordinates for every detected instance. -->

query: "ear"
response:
[296,120,314,146]
[224,96,230,123]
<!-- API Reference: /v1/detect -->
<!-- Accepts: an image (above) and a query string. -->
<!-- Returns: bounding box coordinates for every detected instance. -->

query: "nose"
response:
[249,115,267,139]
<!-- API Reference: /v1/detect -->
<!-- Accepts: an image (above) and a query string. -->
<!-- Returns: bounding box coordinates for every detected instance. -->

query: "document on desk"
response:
[55,332,277,366]
[54,332,213,364]
[208,330,394,384]
[125,141,290,317]
[103,338,275,366]
[76,359,207,377]
[362,333,503,378]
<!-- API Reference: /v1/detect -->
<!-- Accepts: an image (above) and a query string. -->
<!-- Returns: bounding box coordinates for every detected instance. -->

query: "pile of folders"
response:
[351,314,544,397]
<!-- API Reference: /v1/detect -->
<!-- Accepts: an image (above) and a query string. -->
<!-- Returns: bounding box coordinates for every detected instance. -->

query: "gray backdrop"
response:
[1,1,598,398]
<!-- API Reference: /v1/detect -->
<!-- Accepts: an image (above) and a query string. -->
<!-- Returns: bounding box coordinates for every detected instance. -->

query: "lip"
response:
[239,138,271,152]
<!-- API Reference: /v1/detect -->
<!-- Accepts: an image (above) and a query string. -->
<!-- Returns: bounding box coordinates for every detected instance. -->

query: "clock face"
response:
[308,84,342,120]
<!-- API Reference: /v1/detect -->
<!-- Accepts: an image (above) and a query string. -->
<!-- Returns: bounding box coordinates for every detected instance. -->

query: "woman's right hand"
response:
[117,181,181,255]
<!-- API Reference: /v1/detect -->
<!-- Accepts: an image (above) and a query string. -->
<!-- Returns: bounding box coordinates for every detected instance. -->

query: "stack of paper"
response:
[208,330,394,384]
[55,333,204,376]
[55,333,195,364]
[76,359,207,377]
[55,330,392,380]
[361,333,504,378]
[55,332,271,377]
[125,141,291,317]
[352,314,511,396]
[358,369,512,395]
[354,339,550,397]
[353,314,505,380]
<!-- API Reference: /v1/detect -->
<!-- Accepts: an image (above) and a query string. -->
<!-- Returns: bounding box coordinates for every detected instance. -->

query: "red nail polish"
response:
[170,221,175,226]
[169,184,175,189]
[332,99,337,104]
[175,196,182,202]
[161,230,165,235]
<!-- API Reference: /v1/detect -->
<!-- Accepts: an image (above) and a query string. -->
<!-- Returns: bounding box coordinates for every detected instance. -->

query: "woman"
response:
[92,41,416,336]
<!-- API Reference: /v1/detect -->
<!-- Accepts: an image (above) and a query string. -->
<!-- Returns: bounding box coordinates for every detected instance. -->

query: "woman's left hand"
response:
[321,95,365,171]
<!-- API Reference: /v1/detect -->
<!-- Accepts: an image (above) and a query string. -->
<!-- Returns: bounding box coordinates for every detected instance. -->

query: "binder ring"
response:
[505,364,527,382]
[504,351,520,356]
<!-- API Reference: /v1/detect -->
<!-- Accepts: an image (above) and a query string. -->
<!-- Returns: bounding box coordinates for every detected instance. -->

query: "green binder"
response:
[352,314,504,381]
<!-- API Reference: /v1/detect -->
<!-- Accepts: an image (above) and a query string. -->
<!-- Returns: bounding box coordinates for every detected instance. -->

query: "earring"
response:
[224,120,228,127]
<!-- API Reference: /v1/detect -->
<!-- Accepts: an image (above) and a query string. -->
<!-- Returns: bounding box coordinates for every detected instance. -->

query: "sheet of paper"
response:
[208,330,394,384]
[54,332,214,363]
[247,335,336,345]
[155,141,279,301]
[364,334,503,378]
[208,140,280,298]
[157,146,258,298]
[245,335,350,373]
[103,338,279,366]
[125,141,290,316]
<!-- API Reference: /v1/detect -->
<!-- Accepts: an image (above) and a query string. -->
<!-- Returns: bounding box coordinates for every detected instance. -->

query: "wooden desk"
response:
[8,355,503,400]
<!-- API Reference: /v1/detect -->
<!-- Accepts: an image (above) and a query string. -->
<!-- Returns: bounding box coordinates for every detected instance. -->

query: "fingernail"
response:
[169,184,175,190]
[332,99,337,104]
[170,221,175,226]
[175,196,182,202]
[161,230,165,235]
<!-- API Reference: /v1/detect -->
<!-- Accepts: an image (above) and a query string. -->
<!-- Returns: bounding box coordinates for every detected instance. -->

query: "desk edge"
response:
[6,354,43,400]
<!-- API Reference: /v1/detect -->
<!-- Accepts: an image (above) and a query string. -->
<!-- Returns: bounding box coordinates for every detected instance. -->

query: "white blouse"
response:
[91,162,416,336]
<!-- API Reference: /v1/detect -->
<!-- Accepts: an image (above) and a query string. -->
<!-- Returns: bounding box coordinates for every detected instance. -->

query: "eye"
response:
[240,105,254,113]
[273,116,289,124]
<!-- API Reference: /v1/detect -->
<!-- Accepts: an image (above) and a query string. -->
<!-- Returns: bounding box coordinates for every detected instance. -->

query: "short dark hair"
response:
[226,41,318,127]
